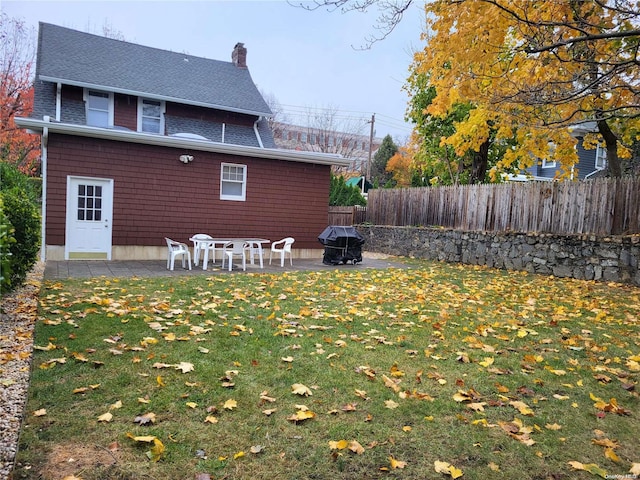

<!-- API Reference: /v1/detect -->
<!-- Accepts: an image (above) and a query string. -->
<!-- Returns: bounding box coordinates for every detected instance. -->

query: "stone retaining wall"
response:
[357,225,640,286]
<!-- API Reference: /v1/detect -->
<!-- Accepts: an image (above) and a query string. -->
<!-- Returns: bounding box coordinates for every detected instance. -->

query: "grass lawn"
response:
[13,260,640,480]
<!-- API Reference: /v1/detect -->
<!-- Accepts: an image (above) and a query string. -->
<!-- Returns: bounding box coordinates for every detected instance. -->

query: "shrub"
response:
[0,163,41,291]
[0,197,16,293]
[329,174,366,206]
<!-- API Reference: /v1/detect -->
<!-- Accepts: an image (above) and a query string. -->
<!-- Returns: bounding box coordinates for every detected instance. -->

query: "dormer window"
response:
[85,90,113,127]
[138,98,165,134]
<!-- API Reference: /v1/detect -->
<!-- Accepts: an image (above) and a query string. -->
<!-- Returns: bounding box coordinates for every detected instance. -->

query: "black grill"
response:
[317,226,365,265]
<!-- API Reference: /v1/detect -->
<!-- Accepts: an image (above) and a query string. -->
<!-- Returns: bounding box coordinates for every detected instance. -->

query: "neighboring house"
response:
[16,23,349,261]
[272,121,381,173]
[524,122,607,181]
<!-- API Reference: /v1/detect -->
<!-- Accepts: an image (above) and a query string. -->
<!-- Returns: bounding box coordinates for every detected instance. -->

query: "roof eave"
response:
[15,117,351,167]
[39,75,273,118]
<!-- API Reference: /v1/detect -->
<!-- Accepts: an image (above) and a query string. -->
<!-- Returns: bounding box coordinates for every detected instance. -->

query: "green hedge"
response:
[0,163,41,293]
[0,197,16,293]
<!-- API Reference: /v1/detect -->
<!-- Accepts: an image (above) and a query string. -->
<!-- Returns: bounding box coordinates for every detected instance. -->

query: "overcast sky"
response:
[3,0,426,142]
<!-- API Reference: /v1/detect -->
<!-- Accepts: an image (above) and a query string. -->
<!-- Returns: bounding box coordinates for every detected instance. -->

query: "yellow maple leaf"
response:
[32,408,47,417]
[287,409,315,422]
[126,433,157,443]
[97,412,113,423]
[176,362,194,373]
[479,357,494,367]
[568,461,607,477]
[223,399,237,410]
[233,451,245,459]
[604,448,620,462]
[349,440,365,455]
[204,415,218,424]
[468,402,486,412]
[156,375,165,387]
[291,383,312,396]
[630,463,640,475]
[385,399,400,409]
[148,438,165,462]
[389,456,407,469]
[510,400,534,416]
[329,440,349,450]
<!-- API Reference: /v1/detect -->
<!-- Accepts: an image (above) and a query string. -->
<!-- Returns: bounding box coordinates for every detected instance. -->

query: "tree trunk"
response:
[597,119,622,178]
[470,139,490,184]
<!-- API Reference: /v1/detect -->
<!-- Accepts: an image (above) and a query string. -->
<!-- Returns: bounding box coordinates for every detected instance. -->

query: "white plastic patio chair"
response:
[221,240,248,272]
[165,237,192,271]
[269,237,295,267]
[190,233,215,267]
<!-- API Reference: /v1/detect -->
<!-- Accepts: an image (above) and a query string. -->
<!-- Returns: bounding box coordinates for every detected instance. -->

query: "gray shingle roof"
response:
[37,22,272,117]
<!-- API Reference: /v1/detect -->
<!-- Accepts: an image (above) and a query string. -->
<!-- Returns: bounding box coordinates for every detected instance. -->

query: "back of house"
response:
[17,23,349,261]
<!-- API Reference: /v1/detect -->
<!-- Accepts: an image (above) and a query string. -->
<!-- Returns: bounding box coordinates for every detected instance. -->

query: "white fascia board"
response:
[39,75,273,118]
[15,117,352,167]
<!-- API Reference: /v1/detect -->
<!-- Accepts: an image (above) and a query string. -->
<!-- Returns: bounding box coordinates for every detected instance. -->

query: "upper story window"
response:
[595,144,607,170]
[138,98,165,134]
[220,163,246,201]
[301,132,308,143]
[541,158,557,168]
[85,90,113,127]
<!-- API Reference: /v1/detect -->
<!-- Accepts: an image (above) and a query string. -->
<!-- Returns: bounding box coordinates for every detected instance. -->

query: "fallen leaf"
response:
[329,440,349,450]
[384,399,400,409]
[176,362,194,373]
[509,400,534,416]
[389,456,407,469]
[134,412,156,425]
[97,412,113,423]
[223,399,237,410]
[568,461,607,478]
[148,438,165,462]
[291,383,312,396]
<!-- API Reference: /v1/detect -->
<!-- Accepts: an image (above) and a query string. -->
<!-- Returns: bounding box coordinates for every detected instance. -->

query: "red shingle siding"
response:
[114,94,137,130]
[46,135,331,249]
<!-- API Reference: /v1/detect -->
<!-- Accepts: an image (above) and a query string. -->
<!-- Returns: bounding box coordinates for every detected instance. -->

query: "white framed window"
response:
[137,98,165,134]
[220,163,246,201]
[595,144,607,169]
[85,90,113,127]
[541,158,557,168]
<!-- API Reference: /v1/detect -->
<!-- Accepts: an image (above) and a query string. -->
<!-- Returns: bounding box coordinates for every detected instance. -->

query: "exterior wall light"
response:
[179,154,194,163]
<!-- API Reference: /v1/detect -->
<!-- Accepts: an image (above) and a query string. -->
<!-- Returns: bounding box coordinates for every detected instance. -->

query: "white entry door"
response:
[65,176,114,260]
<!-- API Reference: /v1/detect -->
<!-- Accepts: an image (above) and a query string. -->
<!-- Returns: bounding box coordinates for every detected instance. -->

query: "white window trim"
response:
[595,144,607,170]
[220,163,247,201]
[137,98,166,134]
[541,158,557,169]
[84,89,114,127]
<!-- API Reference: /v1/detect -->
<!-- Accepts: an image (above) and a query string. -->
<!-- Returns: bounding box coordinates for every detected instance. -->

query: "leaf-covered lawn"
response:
[14,262,640,480]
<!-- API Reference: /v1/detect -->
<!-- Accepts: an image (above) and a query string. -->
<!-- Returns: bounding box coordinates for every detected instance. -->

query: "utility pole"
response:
[363,113,375,195]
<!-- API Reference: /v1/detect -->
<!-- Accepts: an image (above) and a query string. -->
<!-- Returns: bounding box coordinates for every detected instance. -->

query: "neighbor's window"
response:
[541,158,557,168]
[220,163,247,201]
[86,90,113,127]
[138,98,165,134]
[595,144,607,170]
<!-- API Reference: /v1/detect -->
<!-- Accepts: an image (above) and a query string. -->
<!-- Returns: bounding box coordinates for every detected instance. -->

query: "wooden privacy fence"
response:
[364,177,640,235]
[328,206,367,226]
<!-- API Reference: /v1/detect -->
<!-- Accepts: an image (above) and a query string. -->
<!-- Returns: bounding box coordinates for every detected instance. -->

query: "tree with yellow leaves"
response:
[410,0,639,180]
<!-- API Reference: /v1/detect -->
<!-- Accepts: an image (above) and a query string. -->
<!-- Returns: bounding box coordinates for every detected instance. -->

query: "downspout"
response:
[221,123,225,143]
[253,116,264,148]
[40,116,50,261]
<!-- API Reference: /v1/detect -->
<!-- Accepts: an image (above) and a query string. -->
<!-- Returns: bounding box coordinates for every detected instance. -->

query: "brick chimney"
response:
[232,43,247,68]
